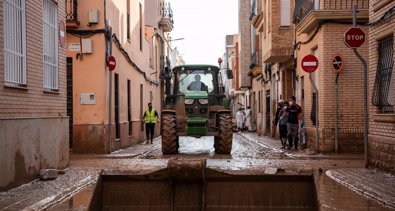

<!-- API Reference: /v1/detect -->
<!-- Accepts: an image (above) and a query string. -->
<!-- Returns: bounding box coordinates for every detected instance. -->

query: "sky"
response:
[169,0,238,66]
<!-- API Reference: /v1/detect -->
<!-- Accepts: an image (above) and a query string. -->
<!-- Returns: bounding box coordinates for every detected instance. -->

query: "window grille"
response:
[3,0,26,86]
[43,0,58,90]
[372,37,394,113]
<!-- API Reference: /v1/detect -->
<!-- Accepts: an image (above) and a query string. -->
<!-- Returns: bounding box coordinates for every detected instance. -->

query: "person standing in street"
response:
[286,96,302,149]
[142,102,159,144]
[278,101,289,149]
[236,108,245,132]
[245,106,252,132]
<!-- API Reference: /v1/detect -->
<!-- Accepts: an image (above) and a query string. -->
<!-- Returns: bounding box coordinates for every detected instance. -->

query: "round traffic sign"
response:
[344,27,365,48]
[301,54,319,73]
[107,56,116,71]
[332,53,344,73]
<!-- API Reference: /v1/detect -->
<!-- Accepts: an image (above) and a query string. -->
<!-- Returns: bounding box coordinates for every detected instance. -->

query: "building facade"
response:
[294,0,369,153]
[368,0,395,173]
[249,0,295,136]
[0,0,69,190]
[66,0,173,153]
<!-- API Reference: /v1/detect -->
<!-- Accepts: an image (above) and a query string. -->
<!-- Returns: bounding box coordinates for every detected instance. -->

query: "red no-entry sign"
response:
[301,55,319,73]
[344,27,365,48]
[107,56,116,71]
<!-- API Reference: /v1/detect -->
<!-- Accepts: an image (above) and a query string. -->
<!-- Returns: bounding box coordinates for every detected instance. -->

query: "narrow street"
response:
[1,0,395,210]
[1,133,394,210]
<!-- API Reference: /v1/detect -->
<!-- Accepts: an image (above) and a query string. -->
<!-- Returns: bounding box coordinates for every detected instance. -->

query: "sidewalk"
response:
[240,131,395,209]
[327,168,395,208]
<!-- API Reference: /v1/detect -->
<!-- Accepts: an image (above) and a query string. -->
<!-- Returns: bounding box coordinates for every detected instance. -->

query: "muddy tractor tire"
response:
[214,113,233,154]
[161,113,178,154]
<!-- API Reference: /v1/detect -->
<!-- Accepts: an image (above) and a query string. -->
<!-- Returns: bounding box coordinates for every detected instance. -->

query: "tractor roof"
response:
[172,64,220,72]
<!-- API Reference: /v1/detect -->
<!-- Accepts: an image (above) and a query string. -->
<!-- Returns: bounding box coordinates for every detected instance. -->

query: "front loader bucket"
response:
[89,160,318,211]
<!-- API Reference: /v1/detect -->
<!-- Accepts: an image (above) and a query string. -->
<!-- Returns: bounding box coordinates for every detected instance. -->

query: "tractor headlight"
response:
[184,99,195,105]
[198,99,208,104]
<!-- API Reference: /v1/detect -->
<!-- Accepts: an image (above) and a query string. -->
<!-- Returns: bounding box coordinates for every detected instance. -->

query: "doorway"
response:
[66,57,73,148]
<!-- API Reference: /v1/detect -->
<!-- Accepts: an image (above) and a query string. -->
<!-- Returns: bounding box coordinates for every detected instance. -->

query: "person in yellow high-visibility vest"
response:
[142,103,159,144]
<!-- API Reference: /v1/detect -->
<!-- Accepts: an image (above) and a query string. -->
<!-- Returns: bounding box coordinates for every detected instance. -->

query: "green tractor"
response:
[161,64,233,154]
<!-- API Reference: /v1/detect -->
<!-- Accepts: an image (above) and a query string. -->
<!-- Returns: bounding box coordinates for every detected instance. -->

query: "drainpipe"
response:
[104,0,113,154]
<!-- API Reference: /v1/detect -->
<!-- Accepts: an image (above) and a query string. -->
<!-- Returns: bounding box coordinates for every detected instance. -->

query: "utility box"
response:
[80,93,96,105]
[81,39,92,54]
[89,9,99,24]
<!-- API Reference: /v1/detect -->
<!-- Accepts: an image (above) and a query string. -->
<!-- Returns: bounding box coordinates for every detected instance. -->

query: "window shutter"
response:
[280,0,291,26]
[3,0,26,85]
[43,0,58,90]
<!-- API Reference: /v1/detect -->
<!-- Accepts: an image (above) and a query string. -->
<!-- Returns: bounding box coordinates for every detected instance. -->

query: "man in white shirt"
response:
[245,106,252,131]
[236,108,245,132]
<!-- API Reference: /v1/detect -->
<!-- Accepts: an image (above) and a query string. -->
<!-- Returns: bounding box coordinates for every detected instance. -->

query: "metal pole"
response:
[335,73,339,153]
[309,73,319,153]
[352,5,368,168]
[107,26,112,154]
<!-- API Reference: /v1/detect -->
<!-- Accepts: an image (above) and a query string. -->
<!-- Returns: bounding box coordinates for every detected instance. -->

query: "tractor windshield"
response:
[178,70,215,94]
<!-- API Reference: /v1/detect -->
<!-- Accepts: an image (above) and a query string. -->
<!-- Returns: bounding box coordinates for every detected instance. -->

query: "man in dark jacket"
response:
[286,96,302,149]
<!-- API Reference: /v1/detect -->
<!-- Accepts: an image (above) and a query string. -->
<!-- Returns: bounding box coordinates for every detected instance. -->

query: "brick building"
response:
[368,0,395,173]
[0,0,69,190]
[249,0,295,136]
[66,0,174,153]
[233,0,252,114]
[294,0,369,153]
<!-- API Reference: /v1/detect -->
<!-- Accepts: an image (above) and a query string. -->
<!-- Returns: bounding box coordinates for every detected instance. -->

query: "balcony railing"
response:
[159,1,174,32]
[252,50,261,67]
[66,0,78,22]
[160,2,173,23]
[294,0,369,25]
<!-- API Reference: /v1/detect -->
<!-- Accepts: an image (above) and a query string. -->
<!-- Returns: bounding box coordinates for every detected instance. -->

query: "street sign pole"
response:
[301,55,319,153]
[351,5,368,168]
[332,53,344,154]
[335,73,339,154]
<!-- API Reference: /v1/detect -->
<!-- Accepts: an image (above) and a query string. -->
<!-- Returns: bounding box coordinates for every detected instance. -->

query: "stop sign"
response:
[301,54,319,73]
[344,27,365,48]
[107,56,116,71]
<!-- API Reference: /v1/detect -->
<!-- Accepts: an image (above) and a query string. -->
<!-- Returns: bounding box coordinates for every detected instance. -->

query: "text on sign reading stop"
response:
[346,35,364,41]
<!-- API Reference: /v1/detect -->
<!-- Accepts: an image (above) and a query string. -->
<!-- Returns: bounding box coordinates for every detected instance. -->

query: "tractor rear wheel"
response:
[214,113,233,154]
[161,113,178,154]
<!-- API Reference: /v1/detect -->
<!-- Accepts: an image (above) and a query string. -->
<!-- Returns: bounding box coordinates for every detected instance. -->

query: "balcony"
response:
[159,2,174,32]
[249,50,263,78]
[66,0,79,28]
[294,0,369,33]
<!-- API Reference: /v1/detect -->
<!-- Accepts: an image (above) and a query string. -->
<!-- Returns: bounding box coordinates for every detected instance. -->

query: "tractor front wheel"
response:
[161,113,178,154]
[214,113,233,154]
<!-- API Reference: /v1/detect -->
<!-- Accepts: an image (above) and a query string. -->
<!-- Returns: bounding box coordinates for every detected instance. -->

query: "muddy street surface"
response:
[1,133,394,210]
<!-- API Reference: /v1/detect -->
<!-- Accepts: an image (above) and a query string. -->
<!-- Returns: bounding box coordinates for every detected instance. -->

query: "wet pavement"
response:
[0,132,394,210]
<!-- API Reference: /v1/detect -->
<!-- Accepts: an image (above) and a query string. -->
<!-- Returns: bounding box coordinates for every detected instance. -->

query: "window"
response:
[4,0,26,86]
[178,71,214,94]
[280,0,290,26]
[372,37,394,113]
[127,0,130,40]
[43,0,58,90]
